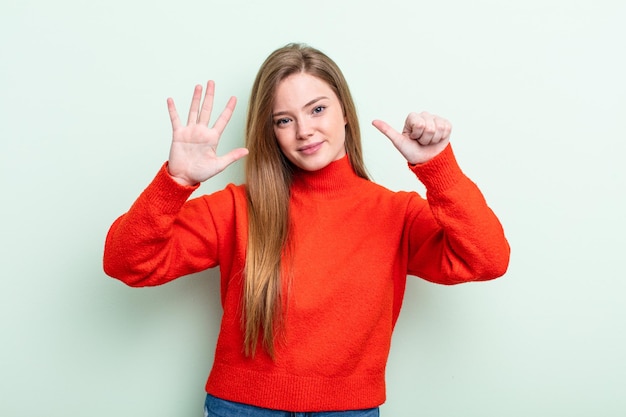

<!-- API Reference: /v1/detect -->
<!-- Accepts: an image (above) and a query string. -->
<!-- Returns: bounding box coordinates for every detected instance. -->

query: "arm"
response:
[104,167,221,286]
[103,82,248,286]
[405,145,510,283]
[373,112,510,284]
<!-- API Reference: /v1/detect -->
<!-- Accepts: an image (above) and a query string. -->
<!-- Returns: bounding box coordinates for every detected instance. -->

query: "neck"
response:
[291,155,364,199]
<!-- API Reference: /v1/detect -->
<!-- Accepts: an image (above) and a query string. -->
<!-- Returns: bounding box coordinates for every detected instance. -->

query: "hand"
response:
[372,111,451,165]
[166,81,248,186]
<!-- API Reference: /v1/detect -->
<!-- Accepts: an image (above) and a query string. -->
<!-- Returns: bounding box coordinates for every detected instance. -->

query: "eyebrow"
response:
[272,96,330,117]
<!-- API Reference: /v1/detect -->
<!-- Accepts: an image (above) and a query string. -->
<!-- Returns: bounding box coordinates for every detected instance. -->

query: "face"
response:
[272,72,347,171]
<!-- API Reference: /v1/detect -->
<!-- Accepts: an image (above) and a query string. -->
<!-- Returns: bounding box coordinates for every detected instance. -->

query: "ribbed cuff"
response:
[408,144,465,194]
[141,162,200,214]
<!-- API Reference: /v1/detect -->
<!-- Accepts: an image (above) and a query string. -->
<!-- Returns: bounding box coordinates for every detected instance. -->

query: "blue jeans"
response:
[204,394,380,417]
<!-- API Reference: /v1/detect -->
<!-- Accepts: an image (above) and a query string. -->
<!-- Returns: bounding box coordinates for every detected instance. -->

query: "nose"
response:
[296,119,314,140]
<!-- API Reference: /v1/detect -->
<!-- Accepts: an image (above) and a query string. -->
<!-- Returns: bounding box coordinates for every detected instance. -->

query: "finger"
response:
[428,117,445,144]
[372,119,404,145]
[430,122,444,144]
[167,97,182,130]
[213,147,249,175]
[404,112,426,140]
[431,116,452,144]
[211,96,238,134]
[186,84,203,125]
[440,117,452,142]
[198,80,215,125]
[418,116,437,145]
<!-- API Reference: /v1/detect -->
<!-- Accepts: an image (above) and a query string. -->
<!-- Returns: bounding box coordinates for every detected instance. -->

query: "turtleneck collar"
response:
[290,154,365,199]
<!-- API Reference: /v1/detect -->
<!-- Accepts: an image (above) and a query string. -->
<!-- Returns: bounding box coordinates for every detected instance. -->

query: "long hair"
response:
[243,43,369,358]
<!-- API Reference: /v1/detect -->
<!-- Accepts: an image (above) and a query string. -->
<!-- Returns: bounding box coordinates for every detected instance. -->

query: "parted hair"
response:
[243,43,369,358]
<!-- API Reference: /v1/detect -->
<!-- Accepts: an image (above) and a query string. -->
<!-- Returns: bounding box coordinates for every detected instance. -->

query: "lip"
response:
[297,142,323,155]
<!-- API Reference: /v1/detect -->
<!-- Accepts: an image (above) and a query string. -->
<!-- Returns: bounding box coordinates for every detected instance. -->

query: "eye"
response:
[274,117,291,126]
[312,105,326,114]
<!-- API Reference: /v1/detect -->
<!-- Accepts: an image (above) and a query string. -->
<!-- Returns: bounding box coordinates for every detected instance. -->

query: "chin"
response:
[292,157,333,172]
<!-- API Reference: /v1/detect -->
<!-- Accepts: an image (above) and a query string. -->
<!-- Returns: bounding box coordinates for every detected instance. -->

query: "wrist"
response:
[165,163,198,187]
[409,144,463,193]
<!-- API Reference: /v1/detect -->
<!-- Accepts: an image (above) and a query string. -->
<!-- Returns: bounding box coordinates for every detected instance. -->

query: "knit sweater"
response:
[103,144,509,412]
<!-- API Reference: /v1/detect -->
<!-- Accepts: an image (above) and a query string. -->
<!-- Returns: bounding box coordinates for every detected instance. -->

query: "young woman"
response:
[104,43,510,416]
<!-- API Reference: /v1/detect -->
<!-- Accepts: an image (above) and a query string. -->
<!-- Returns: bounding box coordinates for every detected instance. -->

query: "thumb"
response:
[372,119,403,145]
[216,147,249,173]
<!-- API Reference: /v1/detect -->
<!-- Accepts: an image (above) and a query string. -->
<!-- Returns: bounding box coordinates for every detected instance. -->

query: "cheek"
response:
[273,129,290,152]
[329,113,347,136]
[334,120,347,142]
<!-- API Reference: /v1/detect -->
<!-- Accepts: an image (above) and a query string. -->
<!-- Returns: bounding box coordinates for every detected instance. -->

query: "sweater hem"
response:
[205,362,386,412]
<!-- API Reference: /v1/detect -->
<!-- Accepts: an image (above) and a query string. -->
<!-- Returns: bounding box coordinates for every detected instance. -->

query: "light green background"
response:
[2,0,625,416]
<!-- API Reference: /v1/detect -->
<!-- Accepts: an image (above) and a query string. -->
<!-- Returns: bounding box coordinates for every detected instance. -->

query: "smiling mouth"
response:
[298,142,323,154]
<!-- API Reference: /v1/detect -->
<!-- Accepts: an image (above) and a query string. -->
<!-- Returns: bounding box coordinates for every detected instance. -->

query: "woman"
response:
[104,43,510,416]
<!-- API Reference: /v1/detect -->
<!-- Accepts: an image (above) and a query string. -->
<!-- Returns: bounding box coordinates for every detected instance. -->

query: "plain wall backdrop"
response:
[1,0,625,415]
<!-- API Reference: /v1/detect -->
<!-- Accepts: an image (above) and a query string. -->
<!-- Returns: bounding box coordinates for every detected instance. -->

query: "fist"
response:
[372,111,451,165]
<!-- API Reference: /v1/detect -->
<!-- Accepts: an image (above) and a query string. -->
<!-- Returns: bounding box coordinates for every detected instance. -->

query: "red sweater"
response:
[103,145,509,411]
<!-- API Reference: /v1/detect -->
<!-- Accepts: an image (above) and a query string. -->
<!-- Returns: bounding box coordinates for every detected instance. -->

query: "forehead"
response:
[273,73,338,108]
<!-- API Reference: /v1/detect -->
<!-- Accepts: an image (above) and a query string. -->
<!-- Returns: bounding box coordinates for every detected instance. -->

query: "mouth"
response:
[297,142,323,155]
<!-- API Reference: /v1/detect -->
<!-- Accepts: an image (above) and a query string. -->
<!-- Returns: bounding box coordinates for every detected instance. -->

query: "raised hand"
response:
[372,111,451,165]
[166,81,249,186]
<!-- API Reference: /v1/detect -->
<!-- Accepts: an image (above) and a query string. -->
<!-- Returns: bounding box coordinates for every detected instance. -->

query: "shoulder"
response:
[199,183,246,204]
[356,177,427,211]
[188,183,248,215]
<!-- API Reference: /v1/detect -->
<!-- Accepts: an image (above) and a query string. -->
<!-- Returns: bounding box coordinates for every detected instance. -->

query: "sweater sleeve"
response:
[405,145,510,284]
[103,163,223,287]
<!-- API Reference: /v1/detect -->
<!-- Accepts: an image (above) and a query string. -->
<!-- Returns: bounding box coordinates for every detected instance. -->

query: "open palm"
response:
[167,81,248,186]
